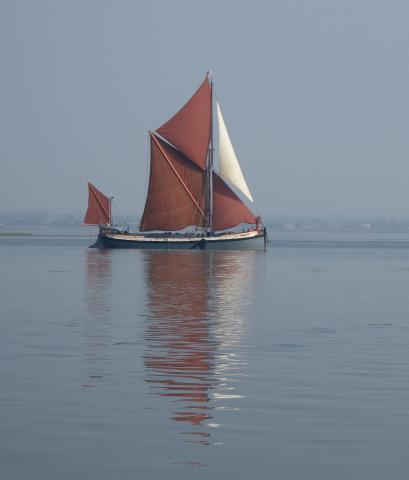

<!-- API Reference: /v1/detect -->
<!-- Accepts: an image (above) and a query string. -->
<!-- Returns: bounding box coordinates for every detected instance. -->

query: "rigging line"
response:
[139,131,152,228]
[150,131,206,219]
[111,199,129,228]
[143,130,151,199]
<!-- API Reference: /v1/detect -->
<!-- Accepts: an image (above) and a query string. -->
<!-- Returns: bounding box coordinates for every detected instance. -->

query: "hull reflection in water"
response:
[144,250,259,448]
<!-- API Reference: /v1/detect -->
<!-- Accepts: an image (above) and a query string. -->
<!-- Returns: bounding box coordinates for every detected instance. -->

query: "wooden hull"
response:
[92,230,266,250]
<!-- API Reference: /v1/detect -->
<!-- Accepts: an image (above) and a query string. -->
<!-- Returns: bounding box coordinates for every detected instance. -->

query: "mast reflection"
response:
[144,250,257,446]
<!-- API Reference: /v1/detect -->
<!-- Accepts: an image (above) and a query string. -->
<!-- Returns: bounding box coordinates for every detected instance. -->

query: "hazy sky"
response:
[1,0,408,217]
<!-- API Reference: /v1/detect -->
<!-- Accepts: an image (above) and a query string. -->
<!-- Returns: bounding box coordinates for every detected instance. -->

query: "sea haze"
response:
[1,229,409,479]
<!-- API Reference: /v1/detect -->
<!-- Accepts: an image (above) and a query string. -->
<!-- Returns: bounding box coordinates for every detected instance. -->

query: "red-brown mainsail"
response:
[84,182,111,225]
[140,134,206,231]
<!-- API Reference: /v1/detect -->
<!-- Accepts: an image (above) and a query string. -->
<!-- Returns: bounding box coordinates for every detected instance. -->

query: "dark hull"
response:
[93,230,266,250]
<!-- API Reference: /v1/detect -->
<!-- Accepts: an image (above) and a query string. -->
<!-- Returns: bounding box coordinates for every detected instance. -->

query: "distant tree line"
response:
[0,211,138,227]
[2,211,409,232]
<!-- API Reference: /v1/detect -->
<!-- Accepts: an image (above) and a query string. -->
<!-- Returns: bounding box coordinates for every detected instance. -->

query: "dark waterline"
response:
[1,231,409,479]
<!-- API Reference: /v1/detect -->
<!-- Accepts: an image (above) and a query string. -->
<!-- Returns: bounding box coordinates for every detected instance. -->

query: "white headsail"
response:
[216,102,254,203]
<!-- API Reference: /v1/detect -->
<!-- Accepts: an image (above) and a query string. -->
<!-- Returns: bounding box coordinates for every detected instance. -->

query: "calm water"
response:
[1,229,409,479]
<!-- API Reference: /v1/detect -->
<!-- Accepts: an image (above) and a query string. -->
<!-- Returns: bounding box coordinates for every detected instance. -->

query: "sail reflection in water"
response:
[144,250,258,445]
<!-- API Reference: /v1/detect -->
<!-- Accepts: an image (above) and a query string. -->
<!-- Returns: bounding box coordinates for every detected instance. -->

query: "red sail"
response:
[83,182,110,225]
[156,76,211,170]
[140,134,206,231]
[212,172,257,231]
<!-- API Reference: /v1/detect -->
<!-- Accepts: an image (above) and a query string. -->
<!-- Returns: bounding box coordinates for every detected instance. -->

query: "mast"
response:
[108,195,113,226]
[206,71,214,233]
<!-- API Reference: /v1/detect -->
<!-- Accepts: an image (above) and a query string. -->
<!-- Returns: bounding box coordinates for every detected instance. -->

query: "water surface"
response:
[1,230,409,479]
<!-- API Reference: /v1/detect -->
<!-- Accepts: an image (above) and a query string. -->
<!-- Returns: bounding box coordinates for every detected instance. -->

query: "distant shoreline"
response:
[0,232,32,236]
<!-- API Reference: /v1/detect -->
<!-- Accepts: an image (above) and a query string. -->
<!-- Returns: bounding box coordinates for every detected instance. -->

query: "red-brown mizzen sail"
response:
[140,134,206,231]
[156,76,211,170]
[83,182,110,225]
[212,172,257,232]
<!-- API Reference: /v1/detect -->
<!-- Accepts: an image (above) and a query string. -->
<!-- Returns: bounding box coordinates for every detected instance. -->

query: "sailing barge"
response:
[84,73,266,249]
